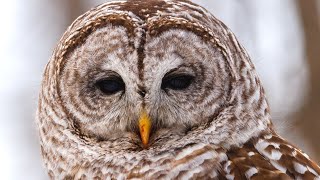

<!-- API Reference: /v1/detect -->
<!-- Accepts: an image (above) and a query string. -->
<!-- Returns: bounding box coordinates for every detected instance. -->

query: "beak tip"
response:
[141,142,149,149]
[138,110,151,147]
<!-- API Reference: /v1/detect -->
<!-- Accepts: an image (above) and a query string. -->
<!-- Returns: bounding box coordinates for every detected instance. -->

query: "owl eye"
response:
[161,74,194,90]
[96,77,125,95]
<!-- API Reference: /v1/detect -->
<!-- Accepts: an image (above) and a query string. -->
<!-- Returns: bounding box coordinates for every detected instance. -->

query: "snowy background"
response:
[0,0,319,179]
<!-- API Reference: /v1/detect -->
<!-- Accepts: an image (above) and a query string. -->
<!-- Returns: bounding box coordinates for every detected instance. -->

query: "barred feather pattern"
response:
[36,0,320,179]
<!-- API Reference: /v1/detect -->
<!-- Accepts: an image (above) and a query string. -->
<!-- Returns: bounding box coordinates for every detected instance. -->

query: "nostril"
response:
[138,89,146,97]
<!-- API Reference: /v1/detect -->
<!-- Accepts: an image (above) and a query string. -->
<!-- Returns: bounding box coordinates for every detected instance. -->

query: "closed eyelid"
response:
[162,64,196,78]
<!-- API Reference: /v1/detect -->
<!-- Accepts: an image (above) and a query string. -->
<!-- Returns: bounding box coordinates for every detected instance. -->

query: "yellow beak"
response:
[138,110,151,147]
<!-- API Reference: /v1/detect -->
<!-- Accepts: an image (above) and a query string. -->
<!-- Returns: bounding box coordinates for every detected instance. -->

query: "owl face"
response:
[37,0,320,179]
[59,24,231,147]
[37,0,284,178]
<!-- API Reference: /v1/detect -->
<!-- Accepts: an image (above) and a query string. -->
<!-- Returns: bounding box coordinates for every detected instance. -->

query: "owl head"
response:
[37,0,272,177]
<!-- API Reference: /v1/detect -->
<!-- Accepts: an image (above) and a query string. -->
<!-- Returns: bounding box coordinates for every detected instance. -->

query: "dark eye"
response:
[96,77,125,95]
[161,74,194,90]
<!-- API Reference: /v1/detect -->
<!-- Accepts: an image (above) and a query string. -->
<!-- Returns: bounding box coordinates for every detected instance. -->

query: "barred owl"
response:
[36,0,320,179]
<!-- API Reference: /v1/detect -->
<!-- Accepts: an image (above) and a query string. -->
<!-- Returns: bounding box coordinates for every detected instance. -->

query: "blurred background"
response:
[0,0,319,179]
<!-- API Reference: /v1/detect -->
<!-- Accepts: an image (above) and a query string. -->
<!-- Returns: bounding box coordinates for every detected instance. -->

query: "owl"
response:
[36,0,320,179]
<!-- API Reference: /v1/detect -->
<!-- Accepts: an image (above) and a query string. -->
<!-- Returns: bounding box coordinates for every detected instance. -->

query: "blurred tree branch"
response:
[296,0,320,162]
[51,1,88,27]
[67,0,88,23]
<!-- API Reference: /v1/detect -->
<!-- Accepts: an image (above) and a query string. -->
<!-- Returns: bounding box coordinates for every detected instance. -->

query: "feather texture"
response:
[36,0,320,179]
